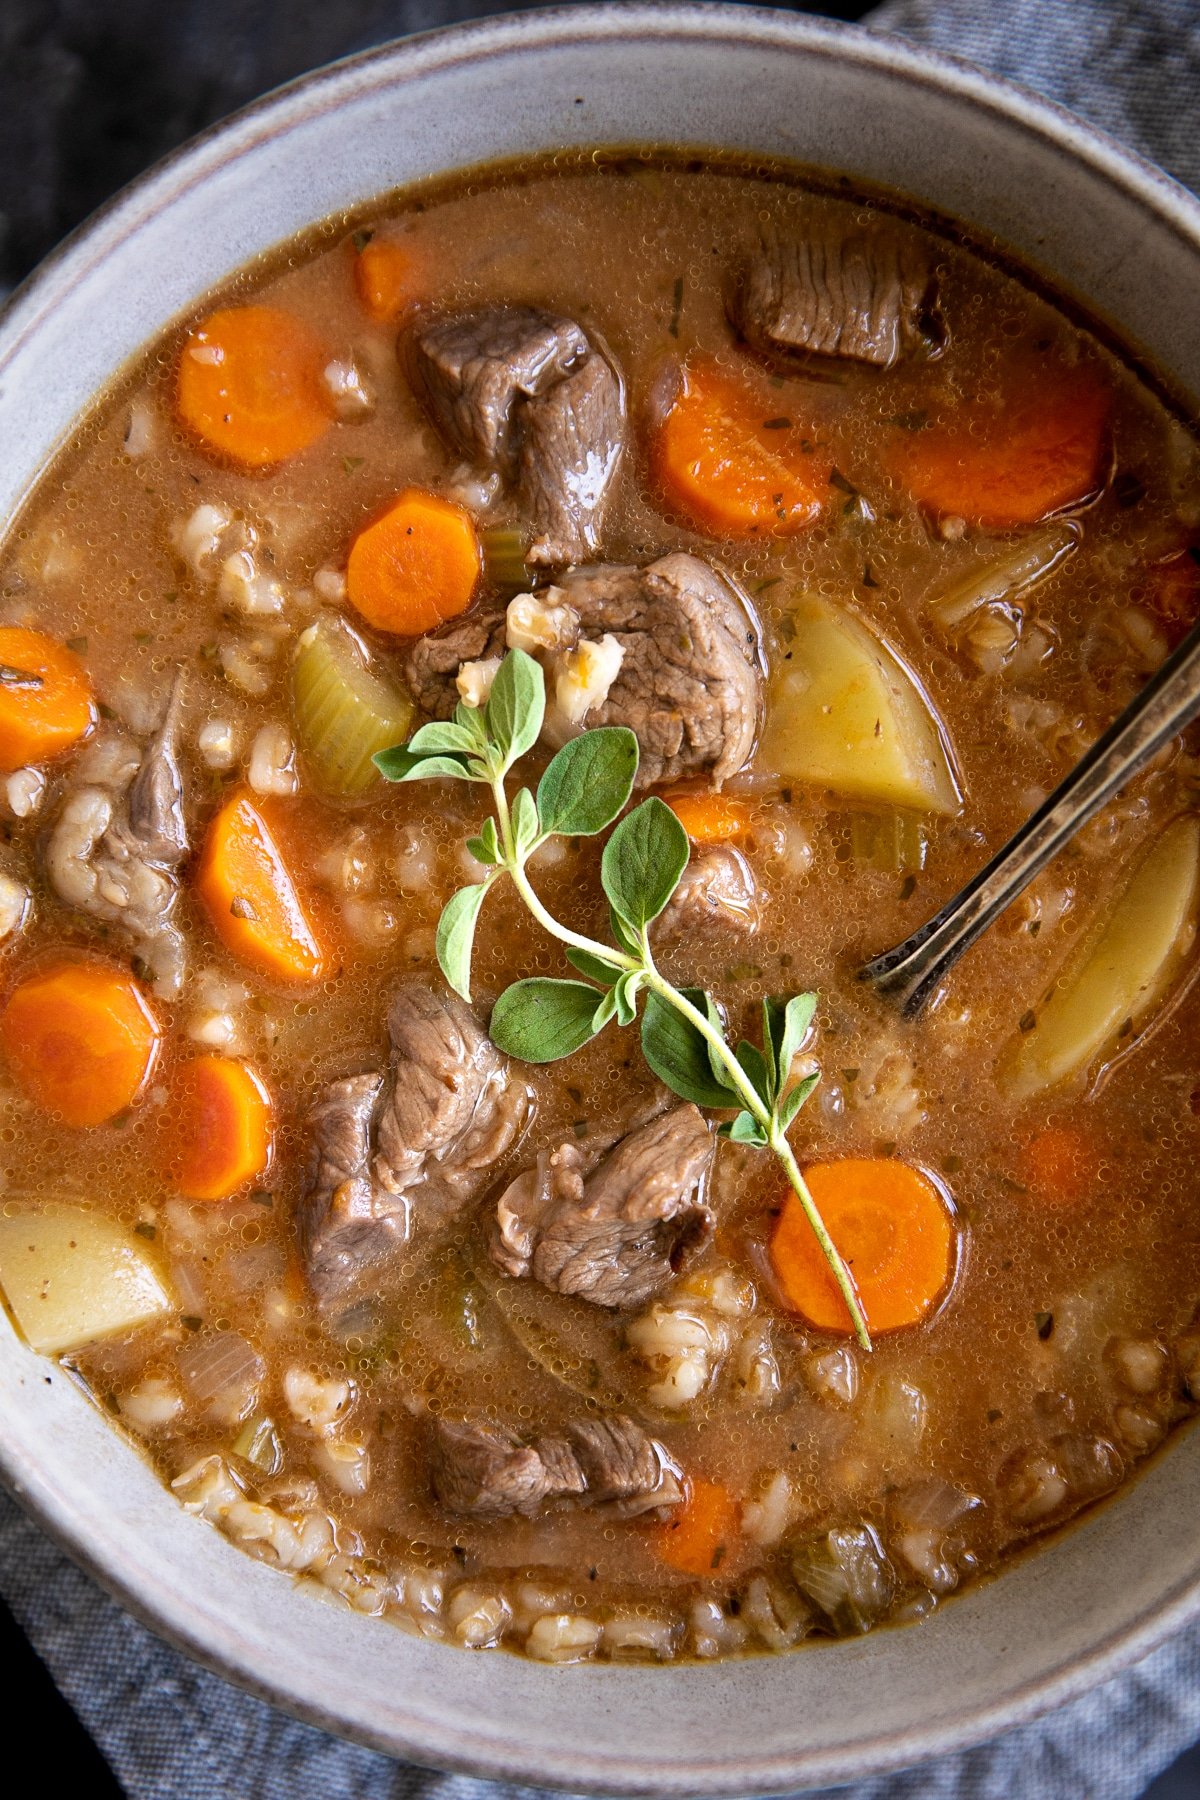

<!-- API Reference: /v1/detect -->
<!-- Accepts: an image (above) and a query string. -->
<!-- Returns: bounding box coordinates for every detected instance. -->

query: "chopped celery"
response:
[232,1413,284,1476]
[0,1204,173,1355]
[290,617,414,797]
[848,809,927,875]
[927,519,1080,631]
[1000,815,1200,1100]
[480,525,531,594]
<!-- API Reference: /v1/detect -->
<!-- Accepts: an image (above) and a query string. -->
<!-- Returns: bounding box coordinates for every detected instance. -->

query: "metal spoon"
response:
[859,611,1200,1017]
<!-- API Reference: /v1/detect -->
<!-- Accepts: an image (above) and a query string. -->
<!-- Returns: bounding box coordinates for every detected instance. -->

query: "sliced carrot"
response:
[164,1055,273,1201]
[346,487,481,637]
[177,304,333,469]
[655,1477,741,1576]
[0,628,94,772]
[196,792,329,984]
[652,359,829,537]
[1021,1124,1093,1206]
[353,236,419,323]
[888,366,1110,528]
[0,960,160,1127]
[771,1158,955,1335]
[665,792,755,843]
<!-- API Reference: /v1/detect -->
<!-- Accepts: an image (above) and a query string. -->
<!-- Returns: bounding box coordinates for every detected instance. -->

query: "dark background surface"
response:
[1,0,1198,1794]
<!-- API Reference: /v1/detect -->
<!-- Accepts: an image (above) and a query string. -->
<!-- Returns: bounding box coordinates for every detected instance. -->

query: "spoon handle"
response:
[859,612,1200,1016]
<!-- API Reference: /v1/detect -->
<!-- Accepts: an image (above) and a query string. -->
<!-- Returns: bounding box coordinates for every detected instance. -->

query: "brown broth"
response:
[1,152,1199,1659]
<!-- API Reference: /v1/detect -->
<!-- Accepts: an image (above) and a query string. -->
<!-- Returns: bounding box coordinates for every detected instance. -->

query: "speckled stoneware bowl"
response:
[2,5,1200,1790]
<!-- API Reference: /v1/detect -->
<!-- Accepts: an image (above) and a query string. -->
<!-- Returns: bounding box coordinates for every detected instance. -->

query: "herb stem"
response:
[509,851,872,1351]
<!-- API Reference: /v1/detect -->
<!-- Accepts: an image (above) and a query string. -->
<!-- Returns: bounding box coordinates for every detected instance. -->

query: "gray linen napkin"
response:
[4,2,1200,1796]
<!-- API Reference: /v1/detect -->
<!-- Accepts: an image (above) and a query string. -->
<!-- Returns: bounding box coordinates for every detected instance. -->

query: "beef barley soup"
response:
[1,152,1199,1663]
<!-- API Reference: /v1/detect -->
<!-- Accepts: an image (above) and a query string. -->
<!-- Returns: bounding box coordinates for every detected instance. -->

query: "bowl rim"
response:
[4,3,1200,1790]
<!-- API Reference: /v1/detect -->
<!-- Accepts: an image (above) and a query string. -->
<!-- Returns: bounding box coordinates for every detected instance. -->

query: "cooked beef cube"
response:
[403,552,761,789]
[45,677,189,996]
[430,1416,586,1518]
[567,1414,684,1515]
[408,304,625,565]
[302,987,531,1305]
[374,986,530,1217]
[301,1073,405,1306]
[431,1411,681,1519]
[491,1103,715,1309]
[659,845,760,935]
[733,223,938,369]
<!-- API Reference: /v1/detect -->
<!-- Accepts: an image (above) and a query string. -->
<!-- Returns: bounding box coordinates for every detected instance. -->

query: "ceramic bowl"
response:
[2,6,1200,1792]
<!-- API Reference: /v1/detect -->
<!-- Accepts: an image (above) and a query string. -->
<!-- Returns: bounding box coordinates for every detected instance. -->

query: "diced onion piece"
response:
[0,1204,173,1354]
[927,520,1081,629]
[1001,815,1200,1100]
[789,1524,896,1635]
[290,617,414,796]
[760,595,960,815]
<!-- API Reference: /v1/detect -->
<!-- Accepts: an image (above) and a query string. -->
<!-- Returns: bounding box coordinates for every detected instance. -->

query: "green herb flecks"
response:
[374,648,871,1349]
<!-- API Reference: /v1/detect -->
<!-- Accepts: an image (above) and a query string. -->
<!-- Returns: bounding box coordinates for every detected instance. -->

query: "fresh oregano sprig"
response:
[374,649,870,1349]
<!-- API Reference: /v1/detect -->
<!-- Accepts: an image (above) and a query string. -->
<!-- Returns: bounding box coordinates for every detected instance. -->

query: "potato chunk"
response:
[0,1204,173,1355]
[760,596,960,814]
[1001,815,1200,1100]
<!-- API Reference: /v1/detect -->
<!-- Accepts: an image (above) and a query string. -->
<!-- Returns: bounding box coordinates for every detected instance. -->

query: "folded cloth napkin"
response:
[4,2,1200,1796]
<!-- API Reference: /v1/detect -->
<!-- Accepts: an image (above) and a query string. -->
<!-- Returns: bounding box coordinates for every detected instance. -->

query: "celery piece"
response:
[291,617,414,797]
[848,810,927,875]
[232,1413,283,1476]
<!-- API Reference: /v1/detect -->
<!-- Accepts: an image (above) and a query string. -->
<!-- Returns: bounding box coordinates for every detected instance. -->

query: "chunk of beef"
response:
[403,553,761,789]
[301,1073,408,1305]
[45,679,189,995]
[408,304,625,566]
[660,845,760,935]
[302,987,531,1306]
[430,1416,586,1518]
[732,223,938,370]
[430,1412,682,1519]
[491,1103,715,1309]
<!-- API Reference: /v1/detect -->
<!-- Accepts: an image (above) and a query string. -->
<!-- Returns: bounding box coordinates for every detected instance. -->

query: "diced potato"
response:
[760,596,960,814]
[0,1204,173,1355]
[1001,815,1200,1101]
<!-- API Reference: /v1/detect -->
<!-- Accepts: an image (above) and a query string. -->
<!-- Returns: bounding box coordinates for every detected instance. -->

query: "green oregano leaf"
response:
[484,649,544,770]
[565,945,624,985]
[374,746,481,783]
[601,796,689,932]
[490,978,606,1062]
[613,969,644,1028]
[536,727,639,837]
[609,907,642,958]
[467,817,501,865]
[591,987,619,1033]
[640,987,741,1110]
[512,787,540,859]
[735,1040,774,1109]
[776,1070,820,1132]
[435,882,492,1001]
[407,719,484,757]
[722,1110,769,1147]
[764,992,818,1094]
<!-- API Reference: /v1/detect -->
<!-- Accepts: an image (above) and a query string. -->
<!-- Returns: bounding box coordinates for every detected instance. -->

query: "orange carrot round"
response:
[346,487,481,637]
[771,1158,956,1334]
[164,1055,273,1200]
[655,1477,740,1576]
[353,237,419,323]
[652,359,829,537]
[888,368,1110,527]
[0,960,160,1127]
[177,304,333,469]
[0,628,94,772]
[1021,1124,1093,1205]
[196,792,329,984]
[665,792,755,843]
